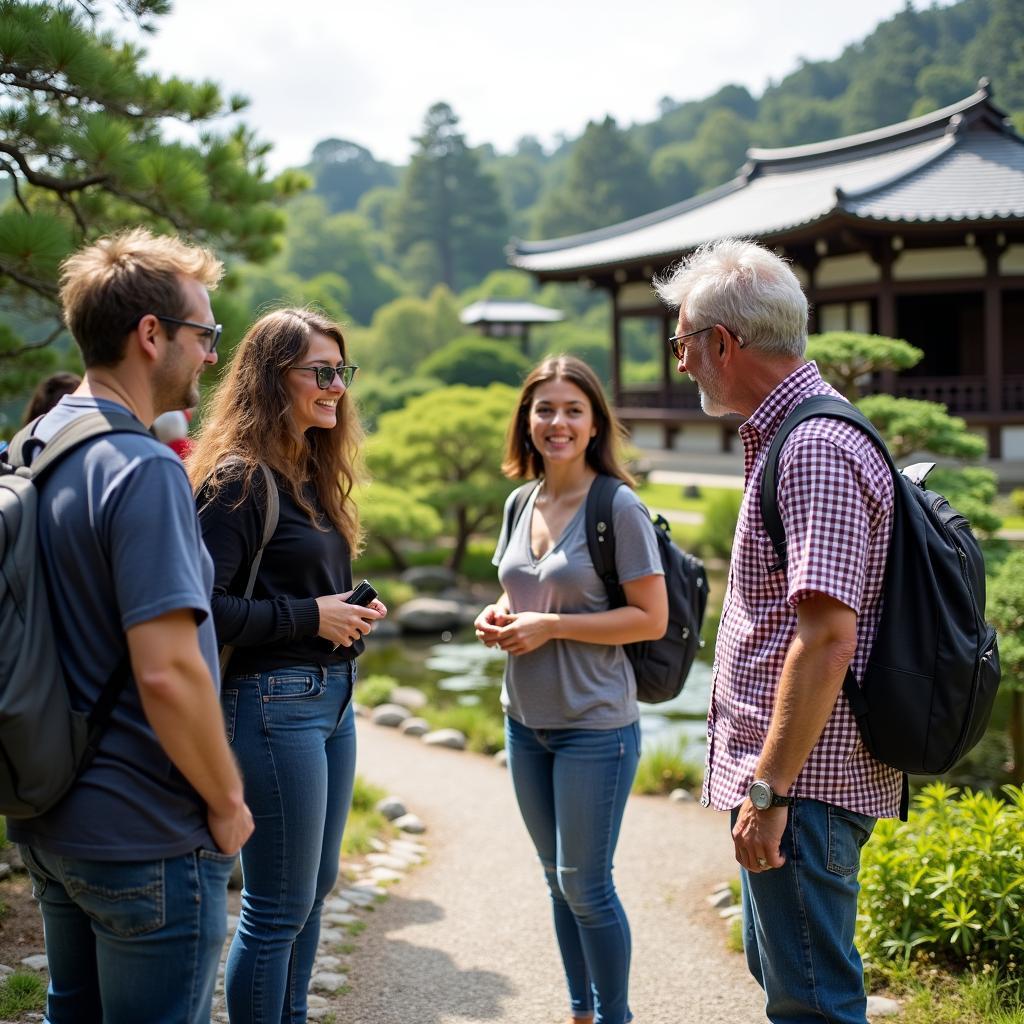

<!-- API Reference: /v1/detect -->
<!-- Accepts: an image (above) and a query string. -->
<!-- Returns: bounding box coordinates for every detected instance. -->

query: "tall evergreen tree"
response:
[0,0,298,395]
[390,102,508,292]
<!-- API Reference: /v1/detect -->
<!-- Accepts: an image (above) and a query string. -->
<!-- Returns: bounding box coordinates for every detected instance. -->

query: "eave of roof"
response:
[509,82,1024,277]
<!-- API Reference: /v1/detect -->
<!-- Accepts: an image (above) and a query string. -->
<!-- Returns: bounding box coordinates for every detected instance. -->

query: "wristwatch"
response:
[748,779,794,810]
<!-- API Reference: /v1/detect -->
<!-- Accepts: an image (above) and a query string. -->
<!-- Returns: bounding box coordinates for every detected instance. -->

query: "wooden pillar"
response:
[875,247,896,394]
[983,242,1004,459]
[661,310,674,404]
[610,286,622,405]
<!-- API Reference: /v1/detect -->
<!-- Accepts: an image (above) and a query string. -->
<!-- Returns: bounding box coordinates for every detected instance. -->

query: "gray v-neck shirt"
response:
[493,481,662,729]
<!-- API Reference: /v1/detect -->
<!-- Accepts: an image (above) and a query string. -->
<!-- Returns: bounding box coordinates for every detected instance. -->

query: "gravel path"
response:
[342,717,765,1023]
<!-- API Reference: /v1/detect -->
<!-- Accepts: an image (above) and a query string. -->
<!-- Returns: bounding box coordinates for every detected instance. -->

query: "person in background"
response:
[189,307,386,1023]
[475,355,667,1024]
[21,371,82,424]
[153,408,194,458]
[10,228,252,1023]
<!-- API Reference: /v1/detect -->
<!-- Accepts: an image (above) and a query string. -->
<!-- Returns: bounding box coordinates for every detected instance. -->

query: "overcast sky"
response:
[122,0,952,171]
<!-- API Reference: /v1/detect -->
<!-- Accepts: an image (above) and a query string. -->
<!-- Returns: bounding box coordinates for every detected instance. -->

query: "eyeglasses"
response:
[667,323,743,360]
[289,364,358,390]
[155,315,223,355]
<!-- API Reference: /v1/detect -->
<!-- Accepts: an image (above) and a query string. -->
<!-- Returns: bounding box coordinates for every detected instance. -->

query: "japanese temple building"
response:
[460,299,563,354]
[509,80,1024,459]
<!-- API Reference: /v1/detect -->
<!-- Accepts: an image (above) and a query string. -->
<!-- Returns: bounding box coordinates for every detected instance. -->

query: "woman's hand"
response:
[474,603,507,647]
[494,611,557,656]
[315,593,384,648]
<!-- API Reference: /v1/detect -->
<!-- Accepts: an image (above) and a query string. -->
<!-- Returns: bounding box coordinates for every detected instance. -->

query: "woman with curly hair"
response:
[189,308,386,1022]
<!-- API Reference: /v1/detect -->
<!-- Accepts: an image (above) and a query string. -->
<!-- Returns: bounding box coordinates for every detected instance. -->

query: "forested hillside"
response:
[2,0,1022,424]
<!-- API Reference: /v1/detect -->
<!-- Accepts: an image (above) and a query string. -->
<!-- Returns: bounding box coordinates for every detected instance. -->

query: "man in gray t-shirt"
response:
[8,229,252,1024]
[494,483,662,728]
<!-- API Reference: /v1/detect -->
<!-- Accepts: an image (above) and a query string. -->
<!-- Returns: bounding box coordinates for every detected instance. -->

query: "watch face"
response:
[749,781,772,810]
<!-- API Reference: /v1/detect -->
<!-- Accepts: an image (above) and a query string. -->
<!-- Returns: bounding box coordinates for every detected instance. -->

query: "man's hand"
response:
[208,800,254,855]
[732,799,788,873]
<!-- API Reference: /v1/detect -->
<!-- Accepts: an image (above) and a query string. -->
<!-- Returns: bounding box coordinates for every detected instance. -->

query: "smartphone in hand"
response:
[348,579,378,607]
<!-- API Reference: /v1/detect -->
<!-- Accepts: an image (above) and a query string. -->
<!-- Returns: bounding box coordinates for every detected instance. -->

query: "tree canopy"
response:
[0,0,297,394]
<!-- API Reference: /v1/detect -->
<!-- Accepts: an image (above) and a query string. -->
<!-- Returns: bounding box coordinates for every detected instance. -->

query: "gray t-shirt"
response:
[8,397,219,860]
[493,480,662,729]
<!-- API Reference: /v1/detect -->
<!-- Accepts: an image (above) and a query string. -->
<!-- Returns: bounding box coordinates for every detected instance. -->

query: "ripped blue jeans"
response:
[506,715,640,1024]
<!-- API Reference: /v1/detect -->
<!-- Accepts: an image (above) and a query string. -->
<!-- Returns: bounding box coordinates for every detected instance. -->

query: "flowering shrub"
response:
[858,782,1024,973]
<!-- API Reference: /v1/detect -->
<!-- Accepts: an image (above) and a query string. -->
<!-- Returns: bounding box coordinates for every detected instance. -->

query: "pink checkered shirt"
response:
[702,362,903,819]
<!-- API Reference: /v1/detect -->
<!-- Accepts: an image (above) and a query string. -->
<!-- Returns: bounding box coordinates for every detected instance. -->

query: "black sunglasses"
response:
[154,315,223,354]
[290,364,358,390]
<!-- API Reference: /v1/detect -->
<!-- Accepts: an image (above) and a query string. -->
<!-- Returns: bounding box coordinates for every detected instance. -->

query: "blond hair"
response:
[59,227,223,367]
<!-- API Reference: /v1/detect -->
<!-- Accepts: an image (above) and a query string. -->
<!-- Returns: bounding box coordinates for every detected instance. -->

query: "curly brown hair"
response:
[188,308,365,550]
[501,354,635,487]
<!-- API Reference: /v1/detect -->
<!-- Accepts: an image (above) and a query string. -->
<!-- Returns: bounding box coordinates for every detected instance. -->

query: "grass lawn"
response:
[636,482,735,514]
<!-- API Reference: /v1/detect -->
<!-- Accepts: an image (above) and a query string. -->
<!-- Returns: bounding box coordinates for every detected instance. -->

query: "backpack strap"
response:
[585,474,627,606]
[218,463,280,677]
[760,395,896,573]
[10,411,150,476]
[504,481,540,545]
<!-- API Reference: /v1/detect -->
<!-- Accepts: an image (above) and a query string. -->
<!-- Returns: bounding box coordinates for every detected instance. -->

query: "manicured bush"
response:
[695,489,742,560]
[858,782,1024,973]
[633,737,703,795]
[354,674,397,708]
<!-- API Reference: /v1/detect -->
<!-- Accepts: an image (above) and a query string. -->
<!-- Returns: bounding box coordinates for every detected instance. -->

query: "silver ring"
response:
[756,857,768,869]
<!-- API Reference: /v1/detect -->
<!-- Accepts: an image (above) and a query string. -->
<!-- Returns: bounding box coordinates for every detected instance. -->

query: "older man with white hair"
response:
[656,239,901,1024]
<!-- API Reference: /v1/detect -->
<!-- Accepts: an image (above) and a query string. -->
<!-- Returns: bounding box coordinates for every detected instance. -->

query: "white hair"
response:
[654,239,808,357]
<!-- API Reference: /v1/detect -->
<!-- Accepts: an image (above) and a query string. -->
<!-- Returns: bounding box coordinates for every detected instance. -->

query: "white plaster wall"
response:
[618,281,658,310]
[1002,427,1024,461]
[815,253,880,287]
[671,423,721,453]
[892,247,985,280]
[626,423,664,449]
[1002,246,1024,275]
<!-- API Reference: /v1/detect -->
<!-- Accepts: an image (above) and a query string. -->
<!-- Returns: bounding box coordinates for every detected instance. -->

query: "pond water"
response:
[360,630,712,758]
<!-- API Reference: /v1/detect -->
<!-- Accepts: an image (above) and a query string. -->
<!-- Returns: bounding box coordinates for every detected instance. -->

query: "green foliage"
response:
[989,552,1024,690]
[354,675,397,708]
[354,371,443,430]
[0,1,292,380]
[342,774,391,856]
[807,332,924,401]
[632,738,703,795]
[858,782,1024,974]
[856,395,987,461]
[695,490,743,561]
[419,336,530,389]
[391,103,508,292]
[307,138,396,214]
[357,480,443,571]
[367,384,518,570]
[365,287,463,373]
[1011,489,1024,516]
[421,704,505,754]
[0,972,46,1015]
[533,116,657,238]
[880,969,1024,1024]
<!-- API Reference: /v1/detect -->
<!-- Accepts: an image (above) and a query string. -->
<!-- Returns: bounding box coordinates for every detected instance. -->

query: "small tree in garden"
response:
[988,550,1024,783]
[806,332,923,400]
[367,384,518,571]
[356,482,442,572]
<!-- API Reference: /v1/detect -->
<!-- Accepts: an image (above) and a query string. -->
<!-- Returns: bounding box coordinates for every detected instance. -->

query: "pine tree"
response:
[0,0,301,396]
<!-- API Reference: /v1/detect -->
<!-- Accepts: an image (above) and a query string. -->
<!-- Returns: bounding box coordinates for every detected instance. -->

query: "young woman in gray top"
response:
[475,355,667,1024]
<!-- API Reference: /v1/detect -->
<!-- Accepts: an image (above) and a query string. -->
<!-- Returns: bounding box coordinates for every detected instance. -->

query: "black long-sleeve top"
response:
[196,471,362,675]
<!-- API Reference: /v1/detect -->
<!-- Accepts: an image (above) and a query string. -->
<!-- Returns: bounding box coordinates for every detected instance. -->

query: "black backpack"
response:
[506,475,709,704]
[0,411,148,817]
[760,396,1001,809]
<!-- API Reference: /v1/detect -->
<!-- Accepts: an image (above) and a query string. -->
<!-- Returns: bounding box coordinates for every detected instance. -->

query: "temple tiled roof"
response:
[509,82,1024,277]
[460,300,564,325]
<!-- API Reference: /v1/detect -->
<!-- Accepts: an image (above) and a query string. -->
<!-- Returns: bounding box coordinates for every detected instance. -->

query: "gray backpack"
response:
[0,410,149,818]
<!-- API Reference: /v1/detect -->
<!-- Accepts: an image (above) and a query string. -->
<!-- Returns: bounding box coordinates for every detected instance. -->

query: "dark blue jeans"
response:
[18,843,234,1023]
[222,662,356,1024]
[506,715,640,1024]
[734,799,876,1024]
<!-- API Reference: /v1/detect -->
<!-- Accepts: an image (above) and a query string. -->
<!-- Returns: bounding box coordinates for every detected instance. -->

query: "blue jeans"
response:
[506,716,640,1024]
[734,799,876,1024]
[222,662,356,1024]
[18,843,234,1023]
